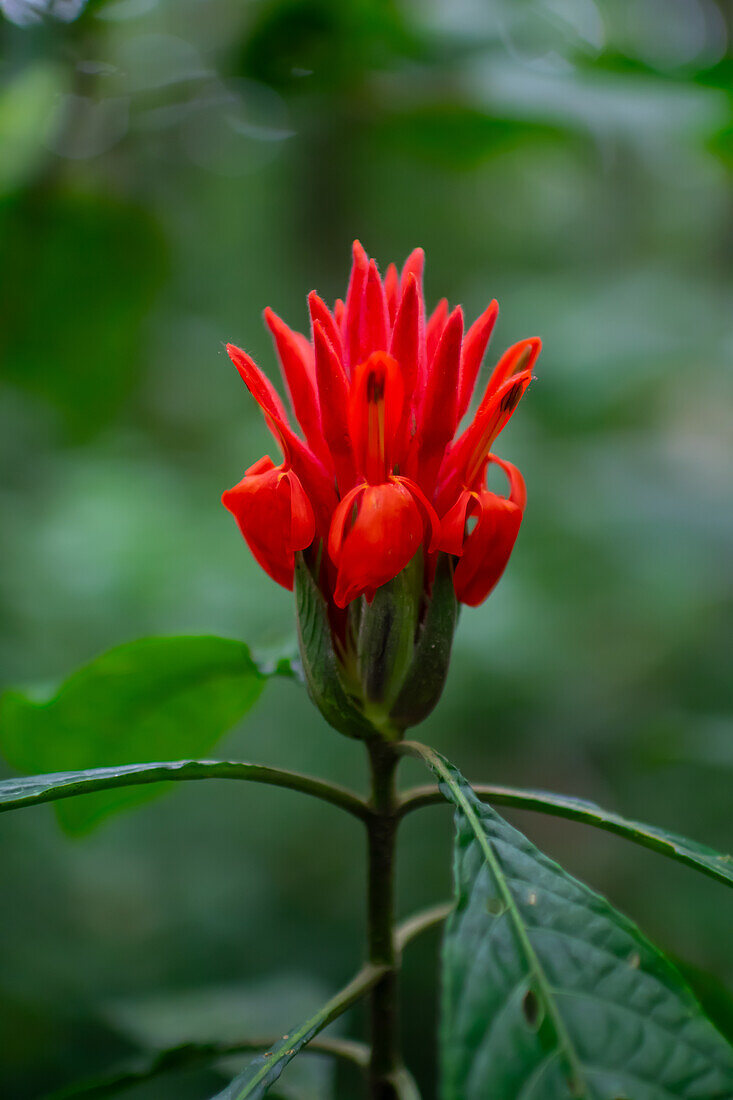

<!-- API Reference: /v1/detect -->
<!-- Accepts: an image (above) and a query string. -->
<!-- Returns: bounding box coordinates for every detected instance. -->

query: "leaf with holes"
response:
[425,749,733,1100]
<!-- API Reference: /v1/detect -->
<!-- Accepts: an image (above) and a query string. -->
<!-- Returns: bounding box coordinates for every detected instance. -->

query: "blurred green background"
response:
[1,0,731,1096]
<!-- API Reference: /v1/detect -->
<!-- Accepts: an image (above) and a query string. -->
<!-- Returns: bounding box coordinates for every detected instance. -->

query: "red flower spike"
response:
[360,259,390,362]
[343,240,369,373]
[222,459,315,591]
[328,480,428,609]
[349,352,404,485]
[308,291,344,363]
[313,321,358,493]
[441,456,526,607]
[410,306,464,497]
[457,299,499,423]
[426,297,449,366]
[224,243,539,609]
[384,262,399,325]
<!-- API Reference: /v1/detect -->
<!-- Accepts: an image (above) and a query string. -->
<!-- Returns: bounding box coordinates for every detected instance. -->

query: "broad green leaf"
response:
[0,636,278,832]
[421,748,733,1100]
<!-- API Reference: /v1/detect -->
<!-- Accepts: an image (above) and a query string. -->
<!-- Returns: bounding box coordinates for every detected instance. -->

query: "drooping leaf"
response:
[0,636,283,832]
[418,748,733,1100]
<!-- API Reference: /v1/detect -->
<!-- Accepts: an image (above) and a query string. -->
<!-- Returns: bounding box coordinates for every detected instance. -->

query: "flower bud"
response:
[294,551,457,741]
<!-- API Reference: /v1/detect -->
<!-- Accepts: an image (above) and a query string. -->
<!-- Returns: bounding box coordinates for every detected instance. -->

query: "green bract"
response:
[294,551,457,741]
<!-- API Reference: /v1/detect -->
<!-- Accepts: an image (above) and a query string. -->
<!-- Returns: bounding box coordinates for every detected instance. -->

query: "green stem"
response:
[366,739,401,1100]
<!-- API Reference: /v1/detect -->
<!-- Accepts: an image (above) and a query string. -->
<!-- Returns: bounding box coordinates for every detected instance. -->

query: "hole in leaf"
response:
[522,988,543,1030]
[485,896,506,917]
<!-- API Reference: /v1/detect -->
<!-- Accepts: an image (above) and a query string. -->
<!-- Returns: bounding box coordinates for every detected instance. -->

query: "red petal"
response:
[308,291,344,363]
[442,368,533,495]
[390,273,424,403]
[313,321,358,492]
[349,351,404,484]
[437,490,475,557]
[226,343,290,426]
[329,481,425,608]
[482,337,541,406]
[360,258,390,361]
[344,239,369,373]
[488,454,526,510]
[393,475,440,552]
[287,470,317,549]
[327,483,365,564]
[222,464,315,590]
[457,300,499,422]
[384,262,399,325]
[410,306,464,497]
[453,494,523,606]
[425,298,449,366]
[400,247,424,294]
[264,308,330,469]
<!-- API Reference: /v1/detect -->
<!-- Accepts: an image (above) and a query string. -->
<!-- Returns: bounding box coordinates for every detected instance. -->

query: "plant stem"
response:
[366,738,401,1099]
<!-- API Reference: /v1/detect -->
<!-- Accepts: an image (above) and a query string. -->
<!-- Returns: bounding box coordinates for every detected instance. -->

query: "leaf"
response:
[0,759,368,822]
[399,783,733,889]
[0,189,167,439]
[418,748,733,1100]
[0,636,276,833]
[0,63,67,195]
[209,962,386,1100]
[376,105,573,171]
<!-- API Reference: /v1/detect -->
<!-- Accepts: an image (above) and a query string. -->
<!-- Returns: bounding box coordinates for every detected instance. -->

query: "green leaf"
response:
[415,748,733,1100]
[399,782,733,889]
[0,759,369,822]
[209,962,386,1100]
[0,190,167,439]
[0,636,275,833]
[0,63,67,195]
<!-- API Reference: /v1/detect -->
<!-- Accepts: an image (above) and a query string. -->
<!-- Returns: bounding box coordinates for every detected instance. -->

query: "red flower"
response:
[223,242,539,607]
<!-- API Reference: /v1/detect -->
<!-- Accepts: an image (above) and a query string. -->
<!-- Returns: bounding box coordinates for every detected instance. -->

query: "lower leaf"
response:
[414,747,733,1100]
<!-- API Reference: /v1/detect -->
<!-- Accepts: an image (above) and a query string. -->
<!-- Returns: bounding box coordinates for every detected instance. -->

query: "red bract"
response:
[223,242,539,608]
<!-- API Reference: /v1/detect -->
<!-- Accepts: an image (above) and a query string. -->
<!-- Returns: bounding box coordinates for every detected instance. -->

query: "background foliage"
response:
[0,0,731,1096]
